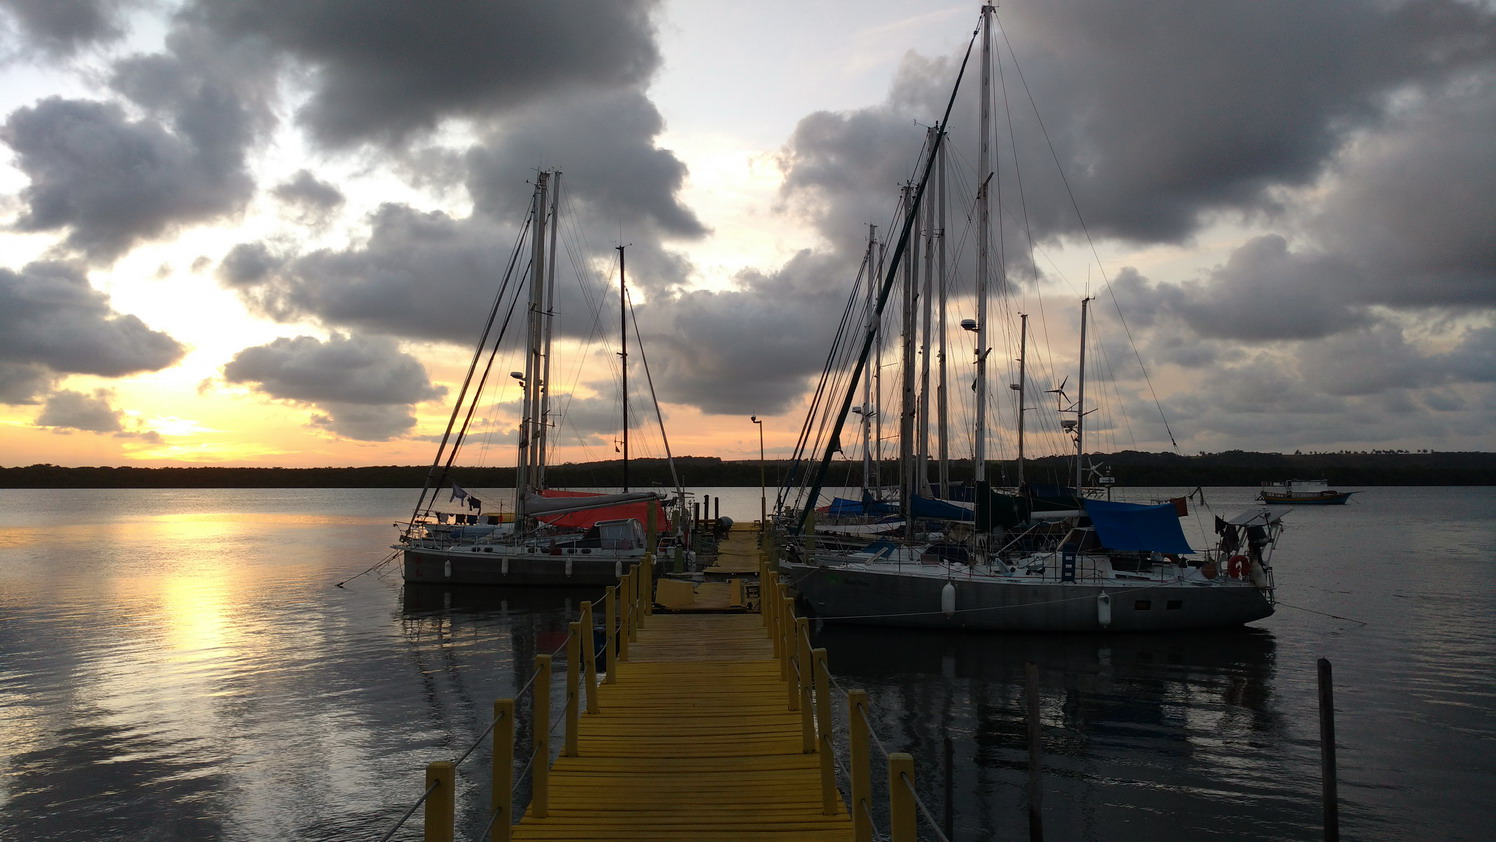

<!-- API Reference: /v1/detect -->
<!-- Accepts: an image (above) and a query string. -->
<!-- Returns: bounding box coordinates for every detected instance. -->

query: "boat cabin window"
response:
[1059,528,1102,553]
[595,518,645,550]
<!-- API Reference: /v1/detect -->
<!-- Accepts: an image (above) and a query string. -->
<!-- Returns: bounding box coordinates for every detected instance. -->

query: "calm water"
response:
[0,486,1492,840]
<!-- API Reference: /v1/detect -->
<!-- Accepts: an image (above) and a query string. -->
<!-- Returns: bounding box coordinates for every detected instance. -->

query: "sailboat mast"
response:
[515,171,549,527]
[1075,296,1091,491]
[974,4,993,486]
[1016,312,1028,488]
[860,224,877,495]
[918,126,936,498]
[537,171,561,490]
[618,244,629,492]
[936,125,949,498]
[899,181,917,523]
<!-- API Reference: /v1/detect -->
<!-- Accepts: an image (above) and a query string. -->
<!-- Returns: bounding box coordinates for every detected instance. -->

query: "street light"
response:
[750,416,765,531]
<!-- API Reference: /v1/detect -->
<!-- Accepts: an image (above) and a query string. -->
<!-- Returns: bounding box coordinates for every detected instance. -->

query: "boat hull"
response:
[402,546,643,587]
[784,563,1273,632]
[1258,491,1355,505]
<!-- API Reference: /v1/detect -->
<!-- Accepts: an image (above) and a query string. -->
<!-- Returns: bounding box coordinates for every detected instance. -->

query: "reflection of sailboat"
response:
[396,172,680,587]
[781,7,1284,631]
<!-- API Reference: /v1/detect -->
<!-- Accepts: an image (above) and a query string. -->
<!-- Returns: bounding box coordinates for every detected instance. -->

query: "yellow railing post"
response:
[423,760,455,842]
[849,689,873,842]
[888,752,916,842]
[580,601,599,713]
[798,617,814,752]
[627,569,640,643]
[532,654,551,818]
[565,621,580,757]
[492,699,514,842]
[605,586,618,681]
[813,648,837,816]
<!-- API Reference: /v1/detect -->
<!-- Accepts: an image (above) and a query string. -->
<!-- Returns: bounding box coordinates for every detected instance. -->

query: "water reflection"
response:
[812,624,1297,841]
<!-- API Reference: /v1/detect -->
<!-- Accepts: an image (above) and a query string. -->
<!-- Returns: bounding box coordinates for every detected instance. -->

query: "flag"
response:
[450,483,468,503]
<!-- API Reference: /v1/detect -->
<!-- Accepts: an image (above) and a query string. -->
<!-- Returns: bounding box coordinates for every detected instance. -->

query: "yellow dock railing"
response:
[380,536,952,842]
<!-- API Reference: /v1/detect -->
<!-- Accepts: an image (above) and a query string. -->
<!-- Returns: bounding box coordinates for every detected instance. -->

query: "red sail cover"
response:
[535,489,669,531]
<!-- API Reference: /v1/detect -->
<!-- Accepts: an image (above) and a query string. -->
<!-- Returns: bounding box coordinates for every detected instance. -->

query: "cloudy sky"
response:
[1,0,1492,472]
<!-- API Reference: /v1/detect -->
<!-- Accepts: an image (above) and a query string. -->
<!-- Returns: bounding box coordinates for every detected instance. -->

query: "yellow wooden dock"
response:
[512,531,853,840]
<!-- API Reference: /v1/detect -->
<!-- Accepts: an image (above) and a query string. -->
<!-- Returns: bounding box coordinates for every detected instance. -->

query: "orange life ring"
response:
[1226,554,1250,580]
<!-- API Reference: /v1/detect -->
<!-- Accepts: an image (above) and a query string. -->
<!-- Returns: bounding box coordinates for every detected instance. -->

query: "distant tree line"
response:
[2,450,1493,489]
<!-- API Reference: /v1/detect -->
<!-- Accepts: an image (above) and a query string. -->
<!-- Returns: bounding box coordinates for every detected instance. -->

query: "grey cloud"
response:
[0,261,185,401]
[223,333,446,441]
[0,362,55,404]
[218,241,284,287]
[180,0,663,149]
[272,169,345,226]
[35,387,123,432]
[2,96,254,263]
[0,0,132,55]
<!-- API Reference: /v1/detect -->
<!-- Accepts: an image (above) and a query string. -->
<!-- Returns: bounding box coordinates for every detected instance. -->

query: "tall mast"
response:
[618,244,629,492]
[936,125,950,498]
[918,126,936,498]
[1075,296,1092,491]
[1015,312,1028,488]
[860,224,877,496]
[898,181,917,523]
[537,171,561,490]
[515,171,549,528]
[873,235,886,497]
[974,4,993,486]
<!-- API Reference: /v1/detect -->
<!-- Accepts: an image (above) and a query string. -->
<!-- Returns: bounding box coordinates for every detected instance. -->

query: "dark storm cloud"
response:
[217,241,284,287]
[465,90,707,244]
[0,362,54,404]
[2,96,254,263]
[0,261,184,402]
[222,333,446,441]
[179,0,663,149]
[272,170,345,215]
[0,0,132,55]
[636,250,858,415]
[35,387,122,432]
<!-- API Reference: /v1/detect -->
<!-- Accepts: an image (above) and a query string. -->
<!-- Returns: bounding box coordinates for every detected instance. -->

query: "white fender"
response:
[443,560,451,579]
[941,582,957,618]
[1097,591,1112,627]
[1249,559,1268,590]
[566,557,573,578]
[615,560,623,579]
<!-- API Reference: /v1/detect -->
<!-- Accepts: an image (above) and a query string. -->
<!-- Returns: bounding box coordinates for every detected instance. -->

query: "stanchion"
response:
[849,690,873,842]
[580,601,598,713]
[491,700,514,842]
[533,654,552,818]
[565,622,581,757]
[889,753,915,842]
[423,761,455,842]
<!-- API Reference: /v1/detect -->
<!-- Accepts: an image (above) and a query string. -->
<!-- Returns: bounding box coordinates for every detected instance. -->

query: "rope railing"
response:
[381,555,651,842]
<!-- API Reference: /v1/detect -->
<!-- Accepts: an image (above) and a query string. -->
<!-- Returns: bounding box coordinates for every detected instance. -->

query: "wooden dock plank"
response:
[513,531,851,841]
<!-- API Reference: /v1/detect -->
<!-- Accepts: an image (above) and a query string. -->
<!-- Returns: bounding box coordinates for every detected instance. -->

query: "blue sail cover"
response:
[910,495,974,521]
[1083,500,1196,554]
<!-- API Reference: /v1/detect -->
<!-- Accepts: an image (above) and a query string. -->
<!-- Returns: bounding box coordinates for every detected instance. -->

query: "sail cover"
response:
[1083,500,1196,554]
[529,489,669,531]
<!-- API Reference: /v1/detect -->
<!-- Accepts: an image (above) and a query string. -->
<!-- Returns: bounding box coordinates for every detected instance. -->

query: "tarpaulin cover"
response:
[909,495,974,521]
[535,489,669,531]
[1083,499,1196,554]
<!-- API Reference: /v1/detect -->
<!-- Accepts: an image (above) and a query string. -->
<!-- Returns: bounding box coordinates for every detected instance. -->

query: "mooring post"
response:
[1026,661,1043,842]
[492,699,514,842]
[532,654,551,818]
[849,690,873,842]
[889,752,916,842]
[1319,657,1340,842]
[423,760,455,842]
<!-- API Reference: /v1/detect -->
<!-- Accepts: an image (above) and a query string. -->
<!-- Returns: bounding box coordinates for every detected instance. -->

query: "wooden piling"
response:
[1319,657,1339,842]
[423,760,455,842]
[532,654,551,818]
[492,699,514,842]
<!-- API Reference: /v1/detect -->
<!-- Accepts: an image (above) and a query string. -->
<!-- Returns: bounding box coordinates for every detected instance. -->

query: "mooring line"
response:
[1273,599,1368,627]
[335,550,399,588]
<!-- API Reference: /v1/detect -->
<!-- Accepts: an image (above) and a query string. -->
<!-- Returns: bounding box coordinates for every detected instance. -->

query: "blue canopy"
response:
[1083,499,1196,554]
[909,495,974,521]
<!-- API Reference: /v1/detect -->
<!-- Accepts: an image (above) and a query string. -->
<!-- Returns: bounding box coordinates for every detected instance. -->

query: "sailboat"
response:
[779,6,1285,631]
[397,171,682,587]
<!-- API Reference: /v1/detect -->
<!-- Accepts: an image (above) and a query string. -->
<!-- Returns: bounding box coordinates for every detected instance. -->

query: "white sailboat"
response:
[781,5,1285,631]
[398,172,681,587]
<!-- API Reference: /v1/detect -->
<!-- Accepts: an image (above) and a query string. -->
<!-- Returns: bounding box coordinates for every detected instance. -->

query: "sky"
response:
[0,0,1493,472]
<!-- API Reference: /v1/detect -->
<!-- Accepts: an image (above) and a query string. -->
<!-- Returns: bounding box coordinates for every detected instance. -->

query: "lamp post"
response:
[751,416,765,531]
